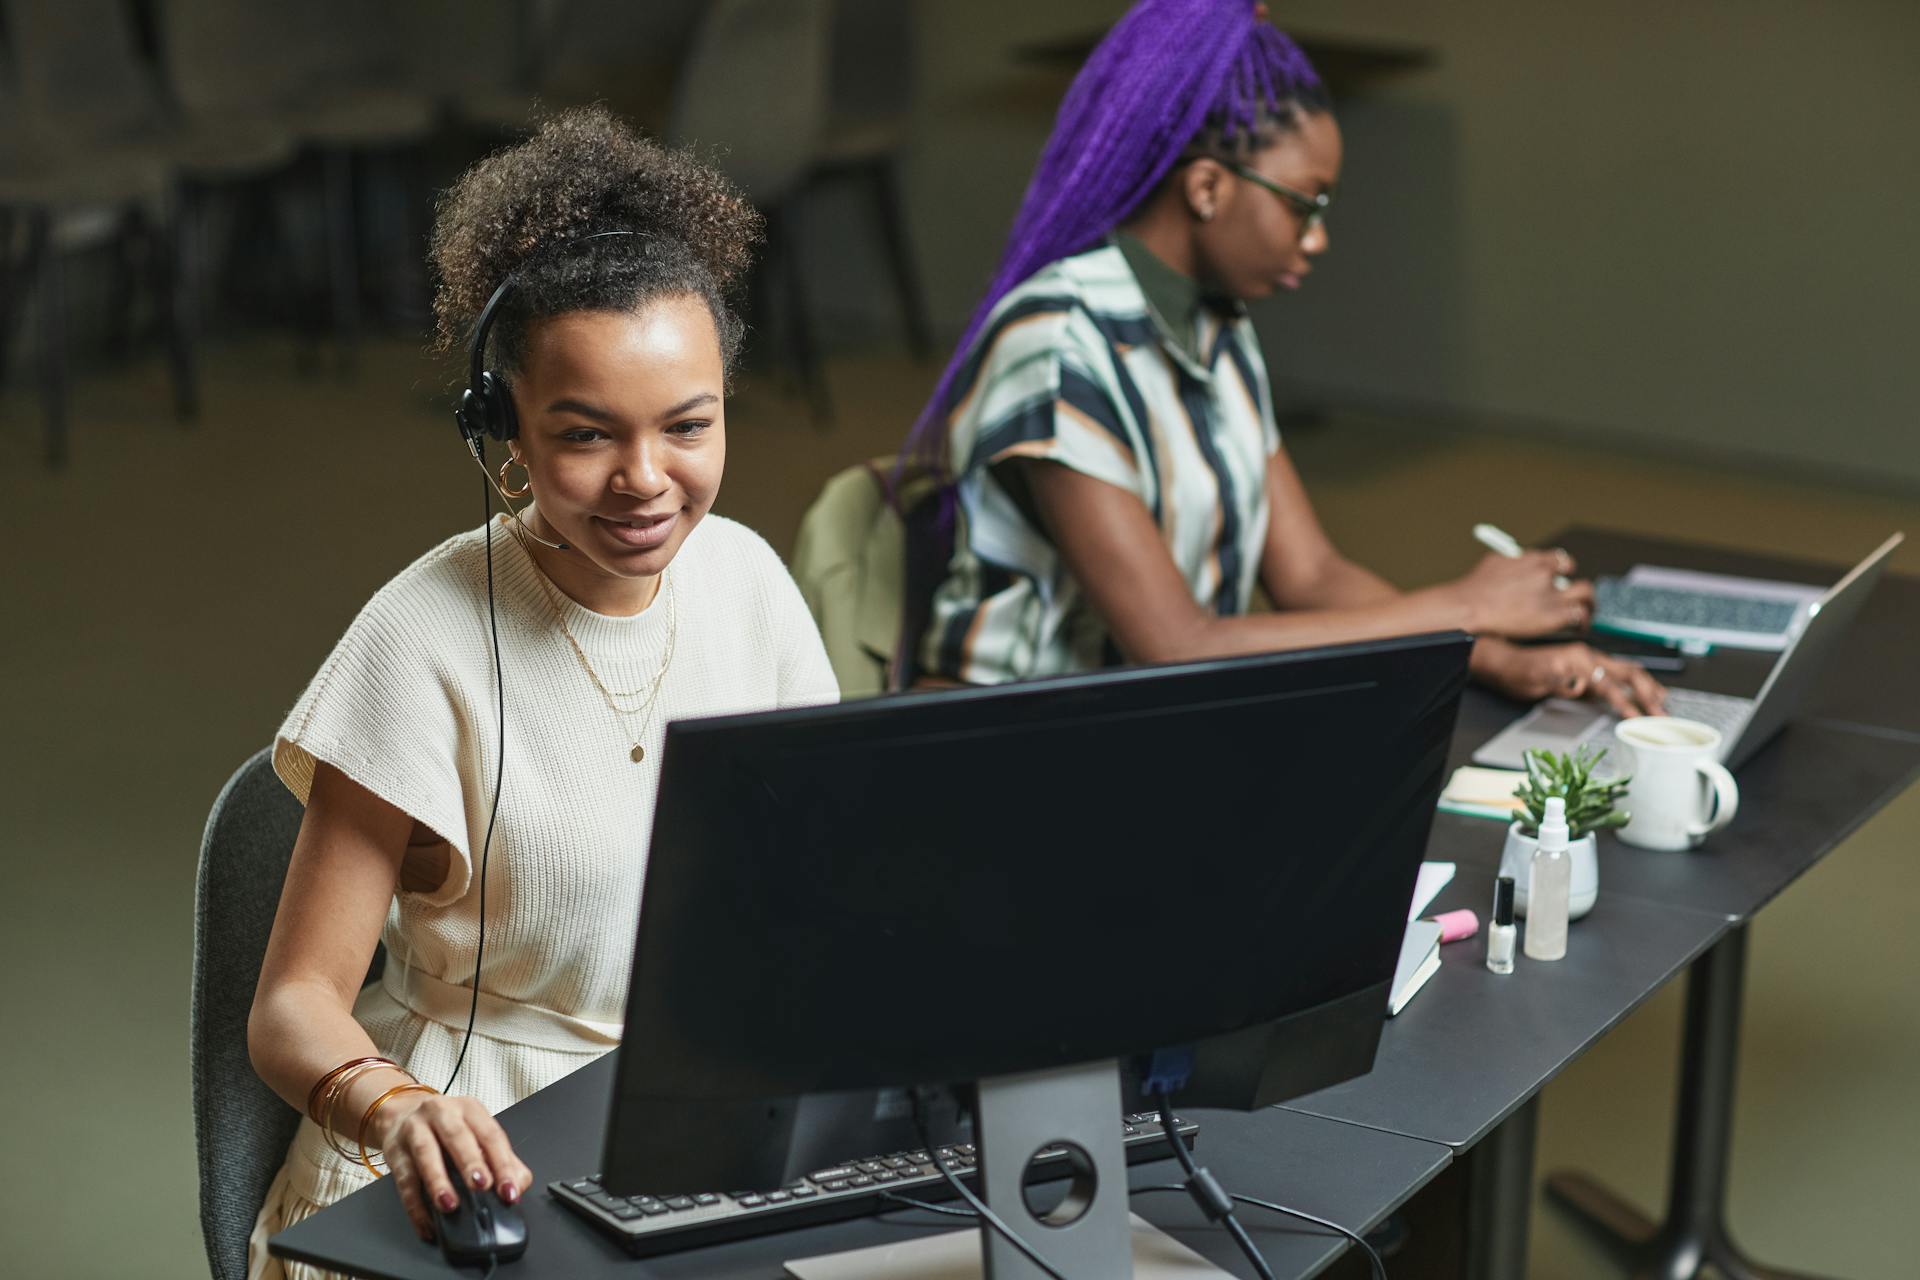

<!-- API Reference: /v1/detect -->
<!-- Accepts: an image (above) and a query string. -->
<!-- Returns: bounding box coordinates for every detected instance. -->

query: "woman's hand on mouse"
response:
[1447,549,1594,639]
[369,1091,534,1242]
[1474,638,1668,717]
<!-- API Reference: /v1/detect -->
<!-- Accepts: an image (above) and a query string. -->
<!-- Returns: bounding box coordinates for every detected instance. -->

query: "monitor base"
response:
[782,1212,1232,1279]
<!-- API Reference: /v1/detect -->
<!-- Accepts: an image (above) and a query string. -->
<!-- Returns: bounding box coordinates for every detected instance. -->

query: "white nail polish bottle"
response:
[1487,876,1516,975]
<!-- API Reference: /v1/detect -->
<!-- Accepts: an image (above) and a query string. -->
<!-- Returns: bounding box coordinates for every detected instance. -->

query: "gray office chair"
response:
[190,749,386,1280]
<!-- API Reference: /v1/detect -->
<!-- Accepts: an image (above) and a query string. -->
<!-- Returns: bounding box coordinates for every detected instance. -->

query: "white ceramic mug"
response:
[1613,717,1740,851]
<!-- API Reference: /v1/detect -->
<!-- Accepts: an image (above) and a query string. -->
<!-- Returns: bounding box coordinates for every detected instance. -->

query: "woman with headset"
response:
[906,0,1665,716]
[244,109,837,1272]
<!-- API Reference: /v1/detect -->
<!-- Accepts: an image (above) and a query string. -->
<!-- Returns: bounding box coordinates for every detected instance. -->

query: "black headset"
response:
[453,230,641,452]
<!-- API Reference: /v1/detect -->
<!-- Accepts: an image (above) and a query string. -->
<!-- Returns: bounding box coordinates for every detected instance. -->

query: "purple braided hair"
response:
[902,0,1327,474]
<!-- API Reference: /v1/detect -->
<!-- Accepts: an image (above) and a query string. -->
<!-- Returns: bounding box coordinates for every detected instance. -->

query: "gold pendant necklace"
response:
[514,522,678,763]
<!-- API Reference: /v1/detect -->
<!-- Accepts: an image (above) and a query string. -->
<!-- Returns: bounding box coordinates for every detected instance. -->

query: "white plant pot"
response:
[1499,822,1598,920]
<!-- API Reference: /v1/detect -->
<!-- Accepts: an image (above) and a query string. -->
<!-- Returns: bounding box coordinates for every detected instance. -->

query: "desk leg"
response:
[1465,1095,1538,1280]
[1545,926,1838,1280]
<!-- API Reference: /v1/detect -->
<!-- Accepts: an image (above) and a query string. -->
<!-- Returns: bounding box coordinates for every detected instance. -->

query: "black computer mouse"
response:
[431,1153,528,1266]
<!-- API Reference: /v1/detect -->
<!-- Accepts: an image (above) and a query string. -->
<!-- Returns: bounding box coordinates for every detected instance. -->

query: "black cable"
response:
[877,1189,980,1220]
[444,461,507,1096]
[912,1092,1068,1280]
[1131,1186,1387,1280]
[1155,1092,1275,1280]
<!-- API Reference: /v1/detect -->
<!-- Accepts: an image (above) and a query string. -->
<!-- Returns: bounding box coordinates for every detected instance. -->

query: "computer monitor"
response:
[602,632,1473,1197]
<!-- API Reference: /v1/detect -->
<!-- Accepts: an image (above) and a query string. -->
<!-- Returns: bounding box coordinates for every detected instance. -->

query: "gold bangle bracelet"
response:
[306,1056,393,1126]
[319,1061,414,1165]
[357,1082,441,1178]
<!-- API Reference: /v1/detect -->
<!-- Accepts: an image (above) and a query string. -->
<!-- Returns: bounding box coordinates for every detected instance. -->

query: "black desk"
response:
[1284,866,1721,1152]
[276,1055,1453,1280]
[1284,528,1920,1280]
[278,529,1917,1280]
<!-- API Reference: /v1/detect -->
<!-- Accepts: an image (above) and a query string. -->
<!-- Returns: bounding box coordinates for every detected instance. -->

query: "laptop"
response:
[1474,533,1904,772]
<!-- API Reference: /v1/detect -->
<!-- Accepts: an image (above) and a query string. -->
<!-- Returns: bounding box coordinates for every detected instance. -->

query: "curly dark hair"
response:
[429,106,763,383]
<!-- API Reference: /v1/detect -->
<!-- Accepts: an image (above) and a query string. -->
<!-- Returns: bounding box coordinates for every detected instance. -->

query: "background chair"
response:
[671,0,835,423]
[190,749,385,1280]
[0,0,206,466]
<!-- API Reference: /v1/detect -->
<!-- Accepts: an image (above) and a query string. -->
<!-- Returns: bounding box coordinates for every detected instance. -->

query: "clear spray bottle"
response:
[1524,796,1571,961]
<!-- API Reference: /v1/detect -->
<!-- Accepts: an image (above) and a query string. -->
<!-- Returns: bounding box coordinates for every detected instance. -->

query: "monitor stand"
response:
[784,1060,1234,1280]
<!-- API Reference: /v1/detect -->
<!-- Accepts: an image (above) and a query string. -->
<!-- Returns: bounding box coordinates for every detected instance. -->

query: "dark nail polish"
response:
[501,1183,520,1205]
[471,1169,488,1188]
[439,1190,459,1211]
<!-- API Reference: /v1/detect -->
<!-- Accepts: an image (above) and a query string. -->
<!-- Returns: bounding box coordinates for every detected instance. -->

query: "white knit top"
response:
[257,511,839,1235]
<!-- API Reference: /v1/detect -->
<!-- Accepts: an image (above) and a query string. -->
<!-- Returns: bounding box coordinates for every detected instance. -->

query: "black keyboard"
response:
[549,1111,1199,1257]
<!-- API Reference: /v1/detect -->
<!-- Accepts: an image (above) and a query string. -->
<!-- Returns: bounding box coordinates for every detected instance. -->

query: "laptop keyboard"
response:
[1595,581,1800,638]
[1662,687,1752,740]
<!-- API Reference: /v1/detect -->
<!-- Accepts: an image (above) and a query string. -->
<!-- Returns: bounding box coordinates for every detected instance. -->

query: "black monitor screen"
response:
[612,633,1469,1141]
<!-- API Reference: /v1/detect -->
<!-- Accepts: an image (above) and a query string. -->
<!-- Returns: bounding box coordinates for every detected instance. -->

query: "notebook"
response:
[1389,920,1443,1017]
[1389,860,1456,1015]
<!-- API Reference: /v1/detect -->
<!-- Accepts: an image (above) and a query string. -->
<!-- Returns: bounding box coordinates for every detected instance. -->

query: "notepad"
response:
[1438,765,1527,822]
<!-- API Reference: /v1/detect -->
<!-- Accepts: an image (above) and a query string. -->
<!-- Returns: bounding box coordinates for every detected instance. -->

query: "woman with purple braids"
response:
[908,0,1664,716]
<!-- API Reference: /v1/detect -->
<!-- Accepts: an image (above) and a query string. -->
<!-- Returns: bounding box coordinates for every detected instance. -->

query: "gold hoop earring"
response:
[499,454,532,499]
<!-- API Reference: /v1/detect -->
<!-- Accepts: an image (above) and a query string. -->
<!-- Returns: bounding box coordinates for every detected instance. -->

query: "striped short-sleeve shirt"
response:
[921,240,1280,685]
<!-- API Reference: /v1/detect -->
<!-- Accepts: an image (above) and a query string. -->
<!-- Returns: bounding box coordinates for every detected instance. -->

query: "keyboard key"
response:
[822,1179,851,1192]
[735,1195,767,1208]
[849,1175,875,1187]
[883,1156,910,1169]
[873,1170,897,1183]
[858,1160,887,1174]
[609,1204,641,1220]
[791,1185,818,1198]
[808,1167,857,1184]
[766,1190,791,1203]
[694,1193,721,1206]
[566,1178,601,1194]
[664,1196,695,1211]
[639,1202,670,1216]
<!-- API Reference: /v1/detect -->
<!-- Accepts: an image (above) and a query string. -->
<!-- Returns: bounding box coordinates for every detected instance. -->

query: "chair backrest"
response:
[669,0,833,203]
[190,750,387,1280]
[157,0,400,117]
[191,749,304,1280]
[791,457,951,696]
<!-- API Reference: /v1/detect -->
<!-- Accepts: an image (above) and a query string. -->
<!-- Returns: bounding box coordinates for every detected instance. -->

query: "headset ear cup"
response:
[456,387,487,447]
[478,371,519,442]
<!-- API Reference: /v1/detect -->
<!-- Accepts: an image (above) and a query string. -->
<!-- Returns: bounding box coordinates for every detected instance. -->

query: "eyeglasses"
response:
[1220,160,1333,231]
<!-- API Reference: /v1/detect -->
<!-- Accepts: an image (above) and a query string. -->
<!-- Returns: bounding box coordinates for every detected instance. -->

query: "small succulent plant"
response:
[1514,746,1631,840]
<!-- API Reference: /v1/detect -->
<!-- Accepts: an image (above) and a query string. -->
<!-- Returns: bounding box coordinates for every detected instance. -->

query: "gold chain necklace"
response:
[511,520,679,762]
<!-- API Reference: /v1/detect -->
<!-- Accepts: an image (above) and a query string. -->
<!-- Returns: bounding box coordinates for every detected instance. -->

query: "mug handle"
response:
[1688,760,1740,842]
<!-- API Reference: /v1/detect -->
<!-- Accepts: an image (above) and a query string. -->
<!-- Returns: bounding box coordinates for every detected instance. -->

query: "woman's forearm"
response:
[250,976,413,1141]
[1127,581,1475,665]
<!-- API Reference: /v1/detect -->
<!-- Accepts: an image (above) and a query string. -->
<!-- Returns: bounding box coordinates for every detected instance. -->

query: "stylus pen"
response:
[1473,523,1571,590]
[1605,652,1688,673]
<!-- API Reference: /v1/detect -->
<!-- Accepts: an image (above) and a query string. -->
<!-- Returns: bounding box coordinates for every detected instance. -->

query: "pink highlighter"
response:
[1430,908,1480,944]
